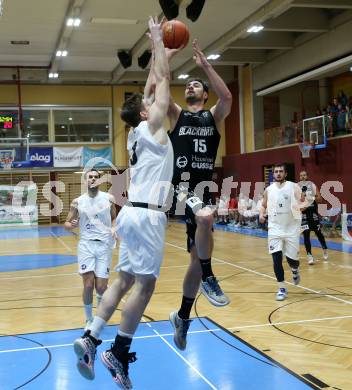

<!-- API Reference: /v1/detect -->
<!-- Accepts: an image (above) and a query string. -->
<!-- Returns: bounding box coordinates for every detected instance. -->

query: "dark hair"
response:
[84,168,101,179]
[186,78,209,103]
[120,93,144,128]
[273,163,287,172]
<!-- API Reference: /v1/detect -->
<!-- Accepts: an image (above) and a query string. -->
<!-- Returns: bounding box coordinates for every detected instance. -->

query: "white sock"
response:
[90,316,107,339]
[96,293,103,307]
[84,304,93,321]
[291,268,298,273]
[279,282,286,289]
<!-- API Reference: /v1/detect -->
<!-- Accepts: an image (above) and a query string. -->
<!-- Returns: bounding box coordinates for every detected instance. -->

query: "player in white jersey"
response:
[260,164,304,301]
[64,168,116,329]
[73,16,174,389]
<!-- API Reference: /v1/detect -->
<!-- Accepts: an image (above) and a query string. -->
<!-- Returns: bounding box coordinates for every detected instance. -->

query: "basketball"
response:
[162,20,190,49]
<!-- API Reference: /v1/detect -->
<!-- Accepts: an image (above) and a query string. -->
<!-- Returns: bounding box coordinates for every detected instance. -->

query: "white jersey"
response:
[127,121,174,206]
[267,181,302,237]
[77,191,113,243]
[298,180,316,205]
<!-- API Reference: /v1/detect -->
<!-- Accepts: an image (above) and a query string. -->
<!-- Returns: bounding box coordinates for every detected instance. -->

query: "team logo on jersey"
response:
[202,111,209,118]
[176,156,188,168]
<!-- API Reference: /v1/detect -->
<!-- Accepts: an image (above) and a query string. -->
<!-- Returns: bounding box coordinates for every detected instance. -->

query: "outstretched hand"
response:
[148,15,164,43]
[192,39,209,68]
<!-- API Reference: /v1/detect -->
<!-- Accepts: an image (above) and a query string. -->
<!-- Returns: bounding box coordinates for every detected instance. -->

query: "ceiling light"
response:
[207,54,220,60]
[62,50,68,56]
[67,18,80,27]
[30,117,35,121]
[68,117,73,121]
[0,0,3,17]
[48,72,59,79]
[56,50,62,57]
[178,74,189,79]
[247,25,264,33]
[350,66,352,72]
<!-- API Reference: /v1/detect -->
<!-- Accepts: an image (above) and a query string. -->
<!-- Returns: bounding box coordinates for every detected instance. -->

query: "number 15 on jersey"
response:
[193,139,207,153]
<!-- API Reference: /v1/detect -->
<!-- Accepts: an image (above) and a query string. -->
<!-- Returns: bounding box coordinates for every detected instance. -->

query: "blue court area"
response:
[0,254,76,272]
[0,225,75,240]
[0,318,317,390]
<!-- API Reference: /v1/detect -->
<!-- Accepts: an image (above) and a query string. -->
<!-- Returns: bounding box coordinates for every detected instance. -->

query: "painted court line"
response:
[144,322,218,390]
[1,314,352,355]
[165,242,352,306]
[50,231,73,252]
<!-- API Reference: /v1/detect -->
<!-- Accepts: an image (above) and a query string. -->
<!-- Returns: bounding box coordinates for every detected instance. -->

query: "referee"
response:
[298,171,328,264]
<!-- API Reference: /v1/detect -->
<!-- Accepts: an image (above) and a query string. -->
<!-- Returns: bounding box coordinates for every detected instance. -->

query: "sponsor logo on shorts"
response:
[81,264,87,270]
[107,267,110,273]
[269,245,275,251]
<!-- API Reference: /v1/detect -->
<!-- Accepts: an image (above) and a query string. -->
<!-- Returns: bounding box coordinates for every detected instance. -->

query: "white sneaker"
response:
[276,288,287,301]
[323,250,328,261]
[307,254,314,265]
[84,319,93,331]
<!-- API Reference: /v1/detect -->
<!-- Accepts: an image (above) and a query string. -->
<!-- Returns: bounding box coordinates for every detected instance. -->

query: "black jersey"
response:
[169,109,220,191]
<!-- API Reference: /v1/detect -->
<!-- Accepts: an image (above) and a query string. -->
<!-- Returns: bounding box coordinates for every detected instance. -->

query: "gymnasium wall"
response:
[222,135,352,209]
[331,72,352,98]
[0,84,226,168]
[252,19,352,91]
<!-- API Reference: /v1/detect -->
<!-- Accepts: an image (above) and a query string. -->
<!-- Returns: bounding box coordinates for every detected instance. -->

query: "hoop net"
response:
[298,142,313,159]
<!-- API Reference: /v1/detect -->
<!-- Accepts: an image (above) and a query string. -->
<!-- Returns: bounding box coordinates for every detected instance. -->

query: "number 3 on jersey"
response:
[193,139,207,153]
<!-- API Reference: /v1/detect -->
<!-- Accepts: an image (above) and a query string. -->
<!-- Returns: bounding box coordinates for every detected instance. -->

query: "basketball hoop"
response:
[0,148,15,169]
[0,158,13,169]
[298,142,313,159]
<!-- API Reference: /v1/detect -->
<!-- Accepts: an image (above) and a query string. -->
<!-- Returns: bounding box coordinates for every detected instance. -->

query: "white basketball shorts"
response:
[77,239,113,279]
[268,235,300,260]
[115,205,167,278]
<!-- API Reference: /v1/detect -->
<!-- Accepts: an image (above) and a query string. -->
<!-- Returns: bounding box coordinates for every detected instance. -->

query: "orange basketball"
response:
[162,20,190,49]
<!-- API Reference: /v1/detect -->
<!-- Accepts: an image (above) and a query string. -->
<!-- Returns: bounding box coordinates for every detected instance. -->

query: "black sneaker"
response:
[73,330,102,380]
[100,347,137,389]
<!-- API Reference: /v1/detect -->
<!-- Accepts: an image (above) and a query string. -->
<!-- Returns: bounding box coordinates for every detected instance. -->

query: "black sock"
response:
[112,334,132,359]
[199,258,214,281]
[178,296,195,320]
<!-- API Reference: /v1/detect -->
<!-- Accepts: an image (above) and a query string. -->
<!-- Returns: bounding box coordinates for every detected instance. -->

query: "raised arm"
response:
[165,48,182,131]
[192,39,232,124]
[64,199,79,230]
[143,47,156,108]
[147,16,170,144]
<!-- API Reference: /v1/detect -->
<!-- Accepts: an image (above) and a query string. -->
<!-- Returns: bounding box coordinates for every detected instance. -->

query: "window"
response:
[54,109,110,142]
[22,109,49,143]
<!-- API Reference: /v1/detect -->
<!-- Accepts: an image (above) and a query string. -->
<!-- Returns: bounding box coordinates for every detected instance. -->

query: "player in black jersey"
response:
[167,39,232,350]
[298,170,328,265]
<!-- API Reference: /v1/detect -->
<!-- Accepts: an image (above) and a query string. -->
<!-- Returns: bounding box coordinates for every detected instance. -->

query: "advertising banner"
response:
[83,146,112,167]
[54,147,83,167]
[29,147,53,167]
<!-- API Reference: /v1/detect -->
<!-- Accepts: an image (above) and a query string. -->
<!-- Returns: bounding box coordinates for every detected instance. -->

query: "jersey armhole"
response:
[169,110,184,134]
